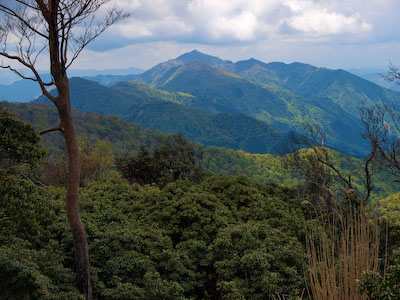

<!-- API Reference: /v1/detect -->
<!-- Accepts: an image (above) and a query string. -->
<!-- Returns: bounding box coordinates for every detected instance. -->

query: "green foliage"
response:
[2,101,166,156]
[0,109,44,170]
[4,160,309,299]
[358,250,400,299]
[378,192,400,226]
[0,174,82,300]
[117,134,204,186]
[2,101,398,199]
[0,241,83,300]
[212,221,304,299]
[126,176,306,299]
[91,223,187,300]
[203,146,398,201]
[78,134,115,184]
[38,134,116,186]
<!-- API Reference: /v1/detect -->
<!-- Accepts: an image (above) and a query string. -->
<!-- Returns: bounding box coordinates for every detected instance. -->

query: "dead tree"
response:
[360,102,400,180]
[285,122,374,210]
[0,1,127,299]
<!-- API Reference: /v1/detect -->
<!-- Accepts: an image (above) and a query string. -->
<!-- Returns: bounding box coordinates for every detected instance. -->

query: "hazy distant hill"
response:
[0,74,52,102]
[35,78,291,154]
[347,67,400,93]
[0,67,143,102]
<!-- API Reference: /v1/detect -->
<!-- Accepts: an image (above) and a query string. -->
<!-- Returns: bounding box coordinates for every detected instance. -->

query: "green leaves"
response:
[117,134,204,187]
[0,109,44,169]
[1,145,307,299]
[358,250,400,299]
[212,222,304,299]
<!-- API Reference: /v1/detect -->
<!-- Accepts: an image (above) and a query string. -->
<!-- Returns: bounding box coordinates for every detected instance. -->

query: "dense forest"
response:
[1,1,400,299]
[2,103,400,299]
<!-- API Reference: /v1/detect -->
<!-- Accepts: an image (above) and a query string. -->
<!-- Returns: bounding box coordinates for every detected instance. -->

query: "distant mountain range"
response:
[131,50,400,117]
[17,49,400,157]
[121,50,400,156]
[0,78,47,103]
[0,67,143,102]
[347,67,400,93]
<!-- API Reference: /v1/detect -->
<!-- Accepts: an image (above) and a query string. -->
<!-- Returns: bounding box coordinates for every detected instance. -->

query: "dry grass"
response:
[306,206,380,300]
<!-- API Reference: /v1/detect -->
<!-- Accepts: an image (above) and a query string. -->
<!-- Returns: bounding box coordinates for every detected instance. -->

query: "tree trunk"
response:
[56,77,92,299]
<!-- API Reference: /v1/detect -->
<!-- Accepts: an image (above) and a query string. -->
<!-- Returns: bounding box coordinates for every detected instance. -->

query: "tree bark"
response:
[55,77,92,299]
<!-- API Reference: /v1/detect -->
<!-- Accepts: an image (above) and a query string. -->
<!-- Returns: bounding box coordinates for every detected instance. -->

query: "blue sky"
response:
[63,0,400,71]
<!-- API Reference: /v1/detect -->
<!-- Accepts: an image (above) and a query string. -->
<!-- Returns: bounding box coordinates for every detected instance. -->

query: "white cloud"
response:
[211,11,259,41]
[113,20,153,39]
[78,0,399,72]
[105,0,375,44]
[112,16,193,39]
[288,10,371,36]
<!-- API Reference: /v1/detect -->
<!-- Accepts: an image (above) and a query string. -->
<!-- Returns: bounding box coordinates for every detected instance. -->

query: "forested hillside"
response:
[3,101,397,199]
[125,50,400,156]
[34,79,292,155]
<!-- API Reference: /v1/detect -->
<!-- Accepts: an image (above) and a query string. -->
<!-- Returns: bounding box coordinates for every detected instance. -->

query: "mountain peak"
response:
[234,58,267,73]
[176,50,233,67]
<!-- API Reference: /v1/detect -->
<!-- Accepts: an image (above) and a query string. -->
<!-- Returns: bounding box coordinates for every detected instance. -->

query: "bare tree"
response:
[0,1,127,299]
[360,102,400,180]
[383,62,400,84]
[285,122,374,209]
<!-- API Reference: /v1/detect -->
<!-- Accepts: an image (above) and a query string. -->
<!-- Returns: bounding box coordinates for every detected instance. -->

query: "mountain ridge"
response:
[35,77,291,155]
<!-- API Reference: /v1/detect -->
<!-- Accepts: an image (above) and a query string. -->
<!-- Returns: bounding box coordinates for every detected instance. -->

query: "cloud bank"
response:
[72,0,399,70]
[100,0,373,47]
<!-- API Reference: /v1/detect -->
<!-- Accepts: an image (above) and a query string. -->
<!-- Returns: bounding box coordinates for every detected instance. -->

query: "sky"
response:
[65,0,400,71]
[2,0,400,72]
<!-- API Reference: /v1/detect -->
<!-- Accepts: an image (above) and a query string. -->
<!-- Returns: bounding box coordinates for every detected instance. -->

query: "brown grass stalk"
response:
[306,206,380,300]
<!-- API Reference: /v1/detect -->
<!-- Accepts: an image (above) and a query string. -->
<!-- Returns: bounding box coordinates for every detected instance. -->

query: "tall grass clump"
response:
[306,204,381,300]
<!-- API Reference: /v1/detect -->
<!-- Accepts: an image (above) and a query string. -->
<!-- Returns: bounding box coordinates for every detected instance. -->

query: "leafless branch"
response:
[0,51,57,101]
[65,7,128,69]
[360,102,400,179]
[0,3,48,39]
[383,62,400,85]
[287,120,374,205]
[39,125,64,135]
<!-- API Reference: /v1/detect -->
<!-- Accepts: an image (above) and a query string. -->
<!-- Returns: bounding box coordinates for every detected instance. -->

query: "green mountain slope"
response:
[1,101,166,156]
[123,100,291,154]
[35,78,289,154]
[154,61,289,116]
[132,60,367,156]
[241,61,400,117]
[141,50,400,118]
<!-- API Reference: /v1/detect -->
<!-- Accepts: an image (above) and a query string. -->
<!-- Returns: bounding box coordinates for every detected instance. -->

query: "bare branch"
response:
[0,52,56,101]
[39,125,64,135]
[0,3,48,39]
[65,8,128,69]
[383,62,400,85]
[287,119,375,206]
